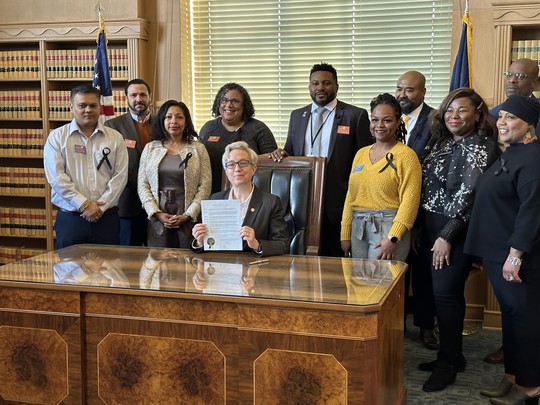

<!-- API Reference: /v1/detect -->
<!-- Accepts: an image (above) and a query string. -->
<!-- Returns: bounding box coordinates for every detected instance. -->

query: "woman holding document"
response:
[191,141,289,257]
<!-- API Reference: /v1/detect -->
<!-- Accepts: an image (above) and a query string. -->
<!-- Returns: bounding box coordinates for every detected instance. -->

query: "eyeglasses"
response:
[502,71,529,80]
[220,97,242,105]
[225,159,252,170]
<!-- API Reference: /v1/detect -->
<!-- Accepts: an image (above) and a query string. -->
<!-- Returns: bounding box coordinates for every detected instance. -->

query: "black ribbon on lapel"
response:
[97,147,112,170]
[378,152,397,173]
[179,152,193,169]
[494,157,508,176]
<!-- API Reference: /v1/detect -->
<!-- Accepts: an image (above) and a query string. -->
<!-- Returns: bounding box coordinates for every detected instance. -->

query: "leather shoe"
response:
[420,328,439,350]
[484,346,504,365]
[418,355,466,373]
[422,361,457,392]
[480,377,513,398]
[489,385,540,405]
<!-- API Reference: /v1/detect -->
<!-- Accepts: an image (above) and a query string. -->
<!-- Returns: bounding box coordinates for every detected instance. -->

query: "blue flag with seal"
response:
[450,5,472,91]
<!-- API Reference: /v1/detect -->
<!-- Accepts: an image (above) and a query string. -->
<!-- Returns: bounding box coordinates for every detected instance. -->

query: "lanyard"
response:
[310,106,336,150]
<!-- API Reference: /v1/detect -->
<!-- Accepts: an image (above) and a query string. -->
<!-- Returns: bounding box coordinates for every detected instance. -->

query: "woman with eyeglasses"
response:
[138,100,211,248]
[191,141,289,257]
[199,83,278,193]
[416,88,500,392]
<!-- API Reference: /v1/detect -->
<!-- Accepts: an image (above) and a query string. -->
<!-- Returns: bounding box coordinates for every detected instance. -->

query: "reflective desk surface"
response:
[0,244,407,310]
[0,245,408,404]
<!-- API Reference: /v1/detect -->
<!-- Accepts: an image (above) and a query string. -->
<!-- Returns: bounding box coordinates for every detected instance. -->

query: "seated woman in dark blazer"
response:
[191,141,289,257]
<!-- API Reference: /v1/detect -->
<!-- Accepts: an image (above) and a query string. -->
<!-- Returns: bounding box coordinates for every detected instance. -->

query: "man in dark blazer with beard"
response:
[395,70,438,350]
[270,63,371,257]
[105,78,153,246]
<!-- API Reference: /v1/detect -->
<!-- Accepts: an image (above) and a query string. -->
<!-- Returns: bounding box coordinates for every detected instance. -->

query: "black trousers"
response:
[119,210,148,246]
[55,209,120,249]
[484,259,540,387]
[408,245,436,330]
[420,210,473,365]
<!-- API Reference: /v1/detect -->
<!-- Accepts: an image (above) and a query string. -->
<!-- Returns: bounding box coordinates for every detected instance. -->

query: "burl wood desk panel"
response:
[0,245,406,405]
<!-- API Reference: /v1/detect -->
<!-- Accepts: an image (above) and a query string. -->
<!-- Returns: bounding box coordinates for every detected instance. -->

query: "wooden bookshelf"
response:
[492,2,540,106]
[0,20,149,260]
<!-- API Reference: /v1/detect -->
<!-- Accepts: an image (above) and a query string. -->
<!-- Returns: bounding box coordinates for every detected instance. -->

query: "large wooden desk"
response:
[0,245,406,404]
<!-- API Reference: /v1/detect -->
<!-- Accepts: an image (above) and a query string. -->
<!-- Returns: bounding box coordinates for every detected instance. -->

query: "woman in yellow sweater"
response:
[341,93,422,261]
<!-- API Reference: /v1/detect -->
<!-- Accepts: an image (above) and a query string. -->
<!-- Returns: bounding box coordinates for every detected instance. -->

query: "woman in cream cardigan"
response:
[138,100,211,247]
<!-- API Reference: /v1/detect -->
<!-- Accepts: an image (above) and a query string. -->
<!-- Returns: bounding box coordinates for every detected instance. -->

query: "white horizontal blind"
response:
[189,0,452,147]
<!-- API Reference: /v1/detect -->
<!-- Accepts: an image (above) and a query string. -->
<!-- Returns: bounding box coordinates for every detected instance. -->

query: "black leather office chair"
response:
[250,156,326,256]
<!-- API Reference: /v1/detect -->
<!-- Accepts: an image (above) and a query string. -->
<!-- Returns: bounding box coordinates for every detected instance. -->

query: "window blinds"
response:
[184,0,452,146]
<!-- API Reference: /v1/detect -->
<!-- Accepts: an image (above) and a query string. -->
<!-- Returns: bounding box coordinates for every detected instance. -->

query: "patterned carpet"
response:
[404,317,503,404]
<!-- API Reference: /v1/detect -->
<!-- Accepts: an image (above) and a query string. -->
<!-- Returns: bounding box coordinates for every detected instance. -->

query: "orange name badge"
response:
[124,139,137,148]
[207,136,220,142]
[337,125,350,135]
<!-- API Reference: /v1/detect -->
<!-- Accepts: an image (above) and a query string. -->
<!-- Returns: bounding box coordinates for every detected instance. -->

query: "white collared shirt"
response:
[304,98,338,157]
[403,103,424,144]
[43,119,128,212]
[228,184,254,223]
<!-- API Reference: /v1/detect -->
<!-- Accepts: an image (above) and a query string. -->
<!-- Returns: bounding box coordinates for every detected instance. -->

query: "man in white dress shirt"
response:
[44,84,128,248]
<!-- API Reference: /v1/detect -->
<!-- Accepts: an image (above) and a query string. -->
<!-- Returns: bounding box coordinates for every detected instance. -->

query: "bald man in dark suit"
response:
[396,70,438,350]
[270,63,372,257]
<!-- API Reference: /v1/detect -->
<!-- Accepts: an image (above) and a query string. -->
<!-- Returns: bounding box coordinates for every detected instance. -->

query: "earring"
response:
[523,126,537,144]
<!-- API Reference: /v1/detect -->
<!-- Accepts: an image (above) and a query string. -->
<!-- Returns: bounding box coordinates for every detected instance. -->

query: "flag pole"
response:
[95,1,104,27]
[449,0,473,90]
[92,0,115,122]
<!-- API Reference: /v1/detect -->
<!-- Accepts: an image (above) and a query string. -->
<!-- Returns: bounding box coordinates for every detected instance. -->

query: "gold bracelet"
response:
[79,199,90,212]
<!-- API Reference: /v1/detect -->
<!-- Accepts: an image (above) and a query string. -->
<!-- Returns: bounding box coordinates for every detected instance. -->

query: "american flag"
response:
[92,22,115,122]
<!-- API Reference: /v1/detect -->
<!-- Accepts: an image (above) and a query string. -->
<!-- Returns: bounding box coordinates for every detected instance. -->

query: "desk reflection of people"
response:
[191,141,289,257]
[187,256,290,299]
[342,259,403,305]
[53,252,129,287]
[139,249,190,290]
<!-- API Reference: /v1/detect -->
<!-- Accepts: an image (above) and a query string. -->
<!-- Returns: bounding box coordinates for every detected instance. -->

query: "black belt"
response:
[60,206,119,216]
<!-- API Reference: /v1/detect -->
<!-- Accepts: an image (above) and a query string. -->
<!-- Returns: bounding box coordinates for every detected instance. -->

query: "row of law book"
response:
[511,40,540,68]
[0,247,48,267]
[0,167,46,195]
[0,50,40,79]
[0,91,41,119]
[0,129,43,157]
[46,48,128,79]
[0,207,49,237]
[49,90,128,119]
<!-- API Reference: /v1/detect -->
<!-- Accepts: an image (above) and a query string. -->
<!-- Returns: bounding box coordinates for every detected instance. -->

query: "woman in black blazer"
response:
[191,141,289,257]
[465,95,540,405]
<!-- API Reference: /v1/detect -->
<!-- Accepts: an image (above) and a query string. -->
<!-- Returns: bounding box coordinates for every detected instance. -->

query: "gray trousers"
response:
[351,209,410,261]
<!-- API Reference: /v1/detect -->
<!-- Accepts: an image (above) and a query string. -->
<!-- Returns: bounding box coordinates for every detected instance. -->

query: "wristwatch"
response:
[389,236,399,244]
